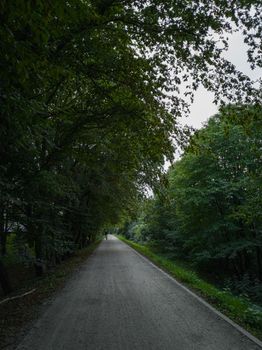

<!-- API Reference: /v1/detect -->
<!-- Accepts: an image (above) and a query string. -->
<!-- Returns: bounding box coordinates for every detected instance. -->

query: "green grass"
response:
[118,235,262,340]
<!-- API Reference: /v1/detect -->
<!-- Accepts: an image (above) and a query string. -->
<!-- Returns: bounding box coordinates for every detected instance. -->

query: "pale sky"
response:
[179,31,262,129]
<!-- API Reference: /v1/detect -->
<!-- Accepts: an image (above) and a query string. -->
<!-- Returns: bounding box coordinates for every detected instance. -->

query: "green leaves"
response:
[0,0,261,284]
[124,104,262,302]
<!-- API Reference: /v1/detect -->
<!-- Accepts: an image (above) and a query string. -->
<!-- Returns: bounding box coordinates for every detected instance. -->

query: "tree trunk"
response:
[256,247,262,281]
[231,259,241,279]
[0,231,7,256]
[252,224,262,281]
[0,208,7,256]
[0,260,12,295]
[34,232,46,276]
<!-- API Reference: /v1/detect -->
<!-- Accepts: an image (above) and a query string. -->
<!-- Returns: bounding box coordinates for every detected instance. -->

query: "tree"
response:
[1,1,261,293]
[126,104,262,300]
[170,104,262,282]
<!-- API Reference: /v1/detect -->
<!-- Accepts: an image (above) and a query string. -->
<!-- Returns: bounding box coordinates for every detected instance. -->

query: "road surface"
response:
[17,235,261,350]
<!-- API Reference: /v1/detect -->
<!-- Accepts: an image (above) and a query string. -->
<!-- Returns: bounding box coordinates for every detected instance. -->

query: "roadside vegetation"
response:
[118,235,262,340]
[118,104,262,338]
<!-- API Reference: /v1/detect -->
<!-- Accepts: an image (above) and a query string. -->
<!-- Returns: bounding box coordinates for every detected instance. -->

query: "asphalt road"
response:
[17,235,261,350]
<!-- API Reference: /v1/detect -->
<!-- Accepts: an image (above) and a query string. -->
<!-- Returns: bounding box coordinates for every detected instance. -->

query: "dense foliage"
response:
[0,1,261,294]
[122,105,262,302]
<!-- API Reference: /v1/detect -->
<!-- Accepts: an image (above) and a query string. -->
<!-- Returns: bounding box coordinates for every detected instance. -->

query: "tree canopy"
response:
[0,1,261,293]
[122,104,262,301]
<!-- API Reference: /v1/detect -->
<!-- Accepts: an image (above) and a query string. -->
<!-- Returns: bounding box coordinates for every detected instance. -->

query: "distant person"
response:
[104,231,108,240]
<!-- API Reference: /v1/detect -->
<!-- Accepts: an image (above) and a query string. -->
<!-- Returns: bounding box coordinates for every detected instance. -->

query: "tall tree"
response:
[0,1,261,293]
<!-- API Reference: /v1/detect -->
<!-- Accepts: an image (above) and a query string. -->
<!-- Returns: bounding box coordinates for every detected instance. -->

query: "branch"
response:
[0,288,36,305]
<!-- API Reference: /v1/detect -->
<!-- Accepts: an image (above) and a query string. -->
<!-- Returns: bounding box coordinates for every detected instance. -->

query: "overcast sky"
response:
[179,31,262,130]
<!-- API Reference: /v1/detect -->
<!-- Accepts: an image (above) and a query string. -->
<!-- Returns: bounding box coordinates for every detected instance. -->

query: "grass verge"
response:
[118,235,262,340]
[0,240,101,350]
